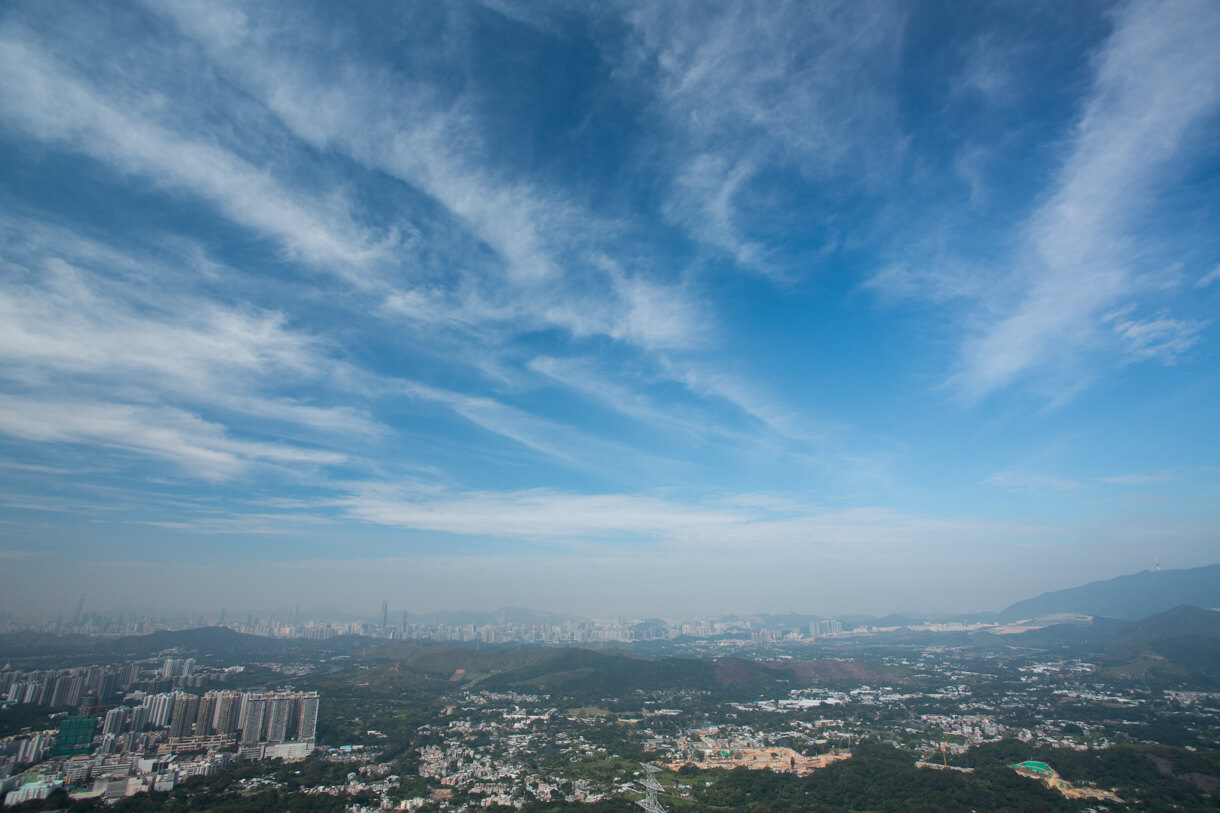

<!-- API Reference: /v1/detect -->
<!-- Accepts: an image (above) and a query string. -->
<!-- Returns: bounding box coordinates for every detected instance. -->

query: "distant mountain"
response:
[0,626,300,659]
[830,614,916,629]
[872,613,923,628]
[0,631,98,658]
[1102,606,1220,682]
[118,626,277,654]
[1001,564,1220,621]
[383,646,905,700]
[1109,605,1220,648]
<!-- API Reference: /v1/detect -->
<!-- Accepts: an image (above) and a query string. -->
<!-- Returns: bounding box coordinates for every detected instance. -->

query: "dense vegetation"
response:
[0,704,66,738]
[12,740,1219,813]
[957,740,1220,812]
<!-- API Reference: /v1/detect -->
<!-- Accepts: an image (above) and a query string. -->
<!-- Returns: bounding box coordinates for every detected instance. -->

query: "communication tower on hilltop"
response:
[634,763,667,813]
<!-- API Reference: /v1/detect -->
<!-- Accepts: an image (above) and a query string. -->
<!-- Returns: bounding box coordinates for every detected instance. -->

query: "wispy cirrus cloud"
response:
[151,0,706,355]
[0,34,392,282]
[1099,471,1179,486]
[396,379,688,481]
[528,356,682,428]
[1108,311,1205,364]
[131,0,888,495]
[620,0,907,273]
[659,359,826,446]
[128,512,336,535]
[1196,265,1220,289]
[0,218,385,437]
[0,397,344,481]
[0,0,1214,616]
[985,470,1083,493]
[945,0,1220,401]
[337,482,1047,556]
[0,214,388,479]
[340,485,750,542]
[988,469,1182,492]
[0,214,708,490]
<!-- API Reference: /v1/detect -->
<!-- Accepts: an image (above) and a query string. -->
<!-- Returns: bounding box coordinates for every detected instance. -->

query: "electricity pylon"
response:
[634,763,667,813]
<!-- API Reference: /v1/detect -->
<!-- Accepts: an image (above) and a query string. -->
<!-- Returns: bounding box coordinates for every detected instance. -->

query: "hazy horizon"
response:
[1,1,1218,620]
[5,558,1212,624]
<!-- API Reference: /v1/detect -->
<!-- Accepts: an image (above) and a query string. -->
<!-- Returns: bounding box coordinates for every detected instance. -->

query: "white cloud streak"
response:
[988,469,1183,491]
[986,470,1082,493]
[0,217,385,477]
[0,397,344,481]
[950,0,1220,400]
[338,483,1040,556]
[1109,312,1205,364]
[152,0,706,353]
[395,379,686,479]
[1194,265,1220,289]
[0,34,389,281]
[341,486,749,541]
[1100,471,1178,486]
[0,219,385,432]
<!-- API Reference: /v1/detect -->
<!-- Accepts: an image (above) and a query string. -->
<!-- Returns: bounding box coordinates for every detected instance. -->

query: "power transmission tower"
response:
[634,763,667,813]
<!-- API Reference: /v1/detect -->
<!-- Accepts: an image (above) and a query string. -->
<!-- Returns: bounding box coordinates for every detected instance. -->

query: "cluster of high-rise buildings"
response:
[158,657,196,679]
[2,688,321,805]
[1,665,134,710]
[0,658,239,714]
[0,604,227,637]
[2,605,882,647]
[1,656,321,797]
[94,689,319,755]
[811,619,844,637]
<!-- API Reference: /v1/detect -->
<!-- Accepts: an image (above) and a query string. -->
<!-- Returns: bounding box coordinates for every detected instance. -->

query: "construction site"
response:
[664,730,852,777]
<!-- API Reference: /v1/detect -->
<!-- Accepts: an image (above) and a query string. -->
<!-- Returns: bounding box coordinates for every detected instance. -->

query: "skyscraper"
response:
[49,675,82,708]
[194,693,217,737]
[168,694,199,739]
[296,692,320,743]
[266,695,292,743]
[128,705,149,733]
[240,695,266,745]
[102,706,126,738]
[214,692,240,734]
[145,693,175,728]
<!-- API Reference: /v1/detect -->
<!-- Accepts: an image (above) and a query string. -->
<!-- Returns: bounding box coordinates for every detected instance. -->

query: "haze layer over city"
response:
[1,0,1219,620]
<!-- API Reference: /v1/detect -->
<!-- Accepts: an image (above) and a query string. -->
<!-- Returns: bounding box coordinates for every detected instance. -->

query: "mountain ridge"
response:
[1001,564,1220,621]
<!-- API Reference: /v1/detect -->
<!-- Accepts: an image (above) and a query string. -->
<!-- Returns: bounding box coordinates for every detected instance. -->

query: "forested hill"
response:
[0,626,322,659]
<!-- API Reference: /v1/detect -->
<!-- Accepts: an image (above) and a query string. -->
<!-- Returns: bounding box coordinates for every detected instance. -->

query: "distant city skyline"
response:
[1,1,1218,617]
[6,561,1215,627]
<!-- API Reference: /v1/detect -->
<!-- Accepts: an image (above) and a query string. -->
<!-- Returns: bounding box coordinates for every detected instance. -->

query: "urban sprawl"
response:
[0,608,1214,810]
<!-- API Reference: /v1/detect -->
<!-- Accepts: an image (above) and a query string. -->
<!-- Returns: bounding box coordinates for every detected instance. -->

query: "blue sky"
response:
[0,0,1217,618]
